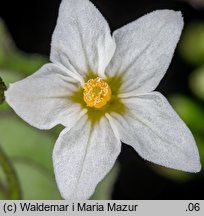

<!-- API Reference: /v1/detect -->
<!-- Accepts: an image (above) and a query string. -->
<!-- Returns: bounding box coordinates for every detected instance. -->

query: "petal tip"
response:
[154,9,184,28]
[192,161,202,173]
[184,155,202,173]
[175,11,184,27]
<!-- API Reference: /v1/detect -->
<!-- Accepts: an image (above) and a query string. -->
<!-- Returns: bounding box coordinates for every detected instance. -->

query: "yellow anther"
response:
[83,77,112,108]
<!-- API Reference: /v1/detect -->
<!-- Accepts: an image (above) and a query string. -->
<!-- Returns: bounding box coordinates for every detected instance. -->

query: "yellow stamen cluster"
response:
[83,77,112,108]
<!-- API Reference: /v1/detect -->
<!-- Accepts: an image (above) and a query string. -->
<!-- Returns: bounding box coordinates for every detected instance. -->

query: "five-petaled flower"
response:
[5,0,201,199]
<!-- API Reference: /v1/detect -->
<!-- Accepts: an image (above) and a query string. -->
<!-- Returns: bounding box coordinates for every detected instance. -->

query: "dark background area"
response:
[0,0,204,199]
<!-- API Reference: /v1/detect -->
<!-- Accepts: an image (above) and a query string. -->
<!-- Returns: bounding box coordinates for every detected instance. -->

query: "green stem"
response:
[0,145,22,199]
[0,77,7,104]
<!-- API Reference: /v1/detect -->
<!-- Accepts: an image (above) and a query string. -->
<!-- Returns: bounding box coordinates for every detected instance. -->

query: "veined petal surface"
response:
[5,63,84,130]
[51,0,116,80]
[53,115,121,199]
[109,92,201,172]
[106,10,183,96]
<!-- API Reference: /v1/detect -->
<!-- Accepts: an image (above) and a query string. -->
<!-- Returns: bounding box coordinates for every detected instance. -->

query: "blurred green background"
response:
[0,0,204,199]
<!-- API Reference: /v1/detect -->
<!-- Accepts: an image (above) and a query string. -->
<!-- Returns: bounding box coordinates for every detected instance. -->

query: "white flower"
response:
[5,0,201,199]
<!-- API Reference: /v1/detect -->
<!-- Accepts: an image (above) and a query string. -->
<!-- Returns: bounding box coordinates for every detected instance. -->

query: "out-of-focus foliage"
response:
[189,67,204,100]
[179,23,204,66]
[0,99,62,199]
[91,163,119,200]
[0,20,47,76]
[170,95,204,134]
[0,20,119,200]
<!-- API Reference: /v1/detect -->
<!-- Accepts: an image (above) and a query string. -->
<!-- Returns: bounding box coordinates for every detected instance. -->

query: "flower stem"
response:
[0,145,22,199]
[0,77,7,104]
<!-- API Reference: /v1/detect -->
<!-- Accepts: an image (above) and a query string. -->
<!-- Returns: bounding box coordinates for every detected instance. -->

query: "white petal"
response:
[106,10,184,96]
[51,0,116,79]
[109,92,201,172]
[53,115,121,199]
[5,63,85,130]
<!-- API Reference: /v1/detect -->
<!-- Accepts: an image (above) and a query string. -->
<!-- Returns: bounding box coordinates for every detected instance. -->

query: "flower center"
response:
[83,77,112,108]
